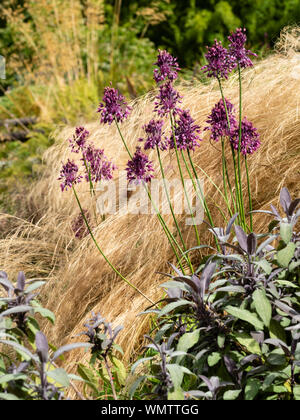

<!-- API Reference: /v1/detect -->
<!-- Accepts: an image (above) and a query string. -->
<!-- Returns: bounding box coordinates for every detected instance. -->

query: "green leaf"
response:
[176,329,200,363]
[253,260,272,275]
[33,307,55,324]
[0,392,20,400]
[0,373,27,384]
[280,223,293,244]
[253,288,272,327]
[207,352,221,367]
[267,350,287,366]
[245,378,260,400]
[157,300,193,318]
[166,364,184,389]
[77,364,99,394]
[233,332,262,355]
[277,243,296,268]
[223,389,242,400]
[217,333,226,349]
[25,281,46,294]
[226,306,264,330]
[111,357,127,386]
[168,388,185,400]
[269,320,286,342]
[47,368,70,388]
[293,386,300,400]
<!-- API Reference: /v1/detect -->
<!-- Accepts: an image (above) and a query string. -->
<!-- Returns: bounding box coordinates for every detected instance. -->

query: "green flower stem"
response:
[170,112,201,247]
[72,185,155,306]
[114,119,191,273]
[245,156,253,231]
[82,157,98,222]
[185,149,221,252]
[237,64,246,228]
[115,117,133,159]
[221,137,234,217]
[217,77,243,226]
[156,146,188,252]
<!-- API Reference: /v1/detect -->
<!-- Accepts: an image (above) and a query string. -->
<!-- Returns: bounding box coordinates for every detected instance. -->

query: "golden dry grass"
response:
[1,27,300,394]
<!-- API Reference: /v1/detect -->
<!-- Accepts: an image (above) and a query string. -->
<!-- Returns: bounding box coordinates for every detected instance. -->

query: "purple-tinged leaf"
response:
[247,233,257,255]
[240,354,260,366]
[288,198,300,216]
[264,338,290,356]
[200,262,216,298]
[234,226,248,252]
[0,272,13,292]
[16,272,26,293]
[274,301,300,321]
[199,375,213,392]
[280,187,292,214]
[270,205,281,219]
[35,331,49,363]
[251,331,264,345]
[226,213,239,235]
[168,263,183,277]
[224,355,238,377]
[0,305,32,319]
[52,342,92,361]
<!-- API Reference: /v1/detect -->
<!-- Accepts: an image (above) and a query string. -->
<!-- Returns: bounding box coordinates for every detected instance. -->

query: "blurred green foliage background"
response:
[0,0,299,207]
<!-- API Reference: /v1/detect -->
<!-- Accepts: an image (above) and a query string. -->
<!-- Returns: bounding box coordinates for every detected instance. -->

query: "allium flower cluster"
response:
[72,210,90,239]
[58,159,82,191]
[139,119,168,151]
[228,28,257,69]
[82,144,116,183]
[204,99,238,142]
[69,126,89,153]
[153,50,180,84]
[230,117,261,155]
[154,81,182,116]
[126,147,154,184]
[170,110,202,151]
[97,86,132,125]
[202,40,235,79]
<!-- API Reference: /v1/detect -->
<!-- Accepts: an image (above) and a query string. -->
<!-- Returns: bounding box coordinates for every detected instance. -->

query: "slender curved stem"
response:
[169,112,201,246]
[72,185,154,305]
[245,156,253,232]
[217,77,242,226]
[114,119,191,273]
[237,64,246,227]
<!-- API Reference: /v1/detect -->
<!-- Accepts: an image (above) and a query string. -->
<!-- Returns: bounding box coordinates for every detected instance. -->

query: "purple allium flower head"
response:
[154,81,182,116]
[170,110,202,151]
[202,40,235,79]
[153,49,180,84]
[126,147,155,184]
[228,28,257,69]
[230,117,260,155]
[204,98,238,142]
[97,86,132,125]
[72,210,90,239]
[58,159,82,191]
[69,126,89,153]
[139,119,168,151]
[82,144,116,183]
